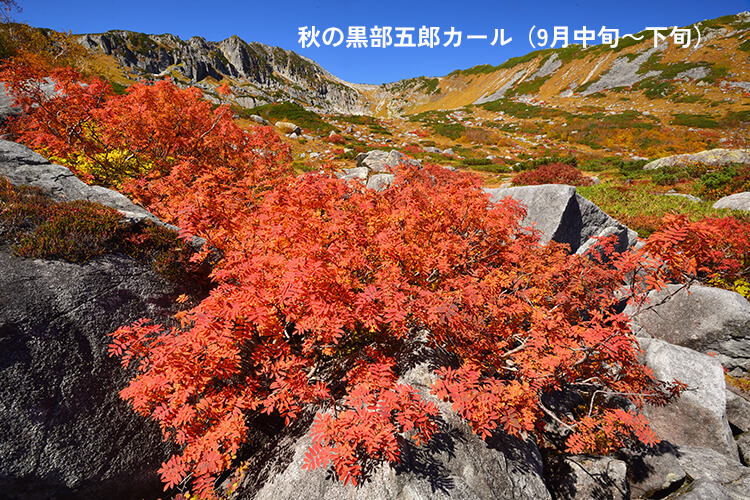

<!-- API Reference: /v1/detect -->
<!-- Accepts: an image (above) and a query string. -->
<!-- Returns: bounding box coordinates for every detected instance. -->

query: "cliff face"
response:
[78,31,372,115]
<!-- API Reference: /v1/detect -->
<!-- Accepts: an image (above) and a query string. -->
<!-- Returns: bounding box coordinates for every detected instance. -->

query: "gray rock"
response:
[545,455,629,500]
[276,121,302,135]
[670,479,734,500]
[233,362,552,500]
[670,446,750,499]
[0,140,160,224]
[644,149,750,170]
[249,114,269,125]
[355,149,417,173]
[442,148,455,156]
[335,166,369,182]
[424,146,442,154]
[675,67,710,81]
[80,31,371,115]
[665,192,702,203]
[738,433,750,465]
[628,284,750,372]
[726,388,750,433]
[0,84,21,122]
[619,442,686,499]
[0,245,204,500]
[288,132,298,139]
[713,192,750,212]
[581,47,662,95]
[642,339,738,460]
[366,173,395,192]
[483,184,636,253]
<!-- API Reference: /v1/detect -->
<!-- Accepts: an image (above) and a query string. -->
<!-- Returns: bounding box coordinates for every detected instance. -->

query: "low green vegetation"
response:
[577,181,747,237]
[670,113,720,129]
[0,179,195,278]
[238,102,338,134]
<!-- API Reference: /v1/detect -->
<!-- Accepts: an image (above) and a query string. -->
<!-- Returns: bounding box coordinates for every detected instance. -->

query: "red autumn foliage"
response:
[0,56,292,252]
[641,214,750,286]
[3,57,721,499]
[512,162,594,187]
[327,133,346,144]
[109,162,685,497]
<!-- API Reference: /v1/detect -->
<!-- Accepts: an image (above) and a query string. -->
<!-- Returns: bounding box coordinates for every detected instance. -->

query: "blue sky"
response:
[16,0,750,84]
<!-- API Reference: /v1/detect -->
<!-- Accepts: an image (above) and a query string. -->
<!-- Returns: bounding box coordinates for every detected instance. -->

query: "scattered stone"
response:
[249,114,269,125]
[665,191,702,203]
[424,146,442,154]
[275,121,302,135]
[628,284,750,372]
[288,132,298,139]
[641,339,738,460]
[335,166,368,182]
[355,149,417,173]
[442,148,455,156]
[713,192,750,212]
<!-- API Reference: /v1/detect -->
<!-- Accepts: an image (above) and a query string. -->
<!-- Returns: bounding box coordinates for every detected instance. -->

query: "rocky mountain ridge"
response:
[78,31,371,114]
[75,11,750,124]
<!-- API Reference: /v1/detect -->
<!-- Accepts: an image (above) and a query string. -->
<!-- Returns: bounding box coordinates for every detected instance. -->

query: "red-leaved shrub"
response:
[512,162,594,187]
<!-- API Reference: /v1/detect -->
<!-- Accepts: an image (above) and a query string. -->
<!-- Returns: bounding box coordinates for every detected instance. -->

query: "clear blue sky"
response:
[16,0,750,84]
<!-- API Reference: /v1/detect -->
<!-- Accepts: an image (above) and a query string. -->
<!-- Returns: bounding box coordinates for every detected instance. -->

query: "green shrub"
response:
[670,113,720,129]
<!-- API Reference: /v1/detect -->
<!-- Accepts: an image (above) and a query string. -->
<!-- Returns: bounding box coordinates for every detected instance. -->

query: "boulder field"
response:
[2,143,750,499]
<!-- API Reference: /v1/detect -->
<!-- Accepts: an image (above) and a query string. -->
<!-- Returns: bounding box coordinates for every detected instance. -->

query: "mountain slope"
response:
[78,31,371,114]
[71,10,749,124]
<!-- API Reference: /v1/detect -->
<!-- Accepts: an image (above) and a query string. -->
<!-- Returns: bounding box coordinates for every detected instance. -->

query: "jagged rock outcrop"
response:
[483,184,637,254]
[643,149,750,170]
[77,31,370,115]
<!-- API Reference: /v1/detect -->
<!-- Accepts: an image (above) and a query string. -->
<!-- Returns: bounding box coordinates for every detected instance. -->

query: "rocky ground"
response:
[2,142,750,500]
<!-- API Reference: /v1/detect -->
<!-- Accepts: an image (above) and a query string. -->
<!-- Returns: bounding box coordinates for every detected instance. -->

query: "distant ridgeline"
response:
[71,12,750,118]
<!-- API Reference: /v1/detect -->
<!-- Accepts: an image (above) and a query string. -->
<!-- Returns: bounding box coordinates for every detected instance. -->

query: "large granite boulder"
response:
[643,149,750,170]
[713,192,750,212]
[0,139,159,224]
[483,184,637,254]
[0,246,200,500]
[641,339,738,460]
[628,284,750,372]
[231,362,552,500]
